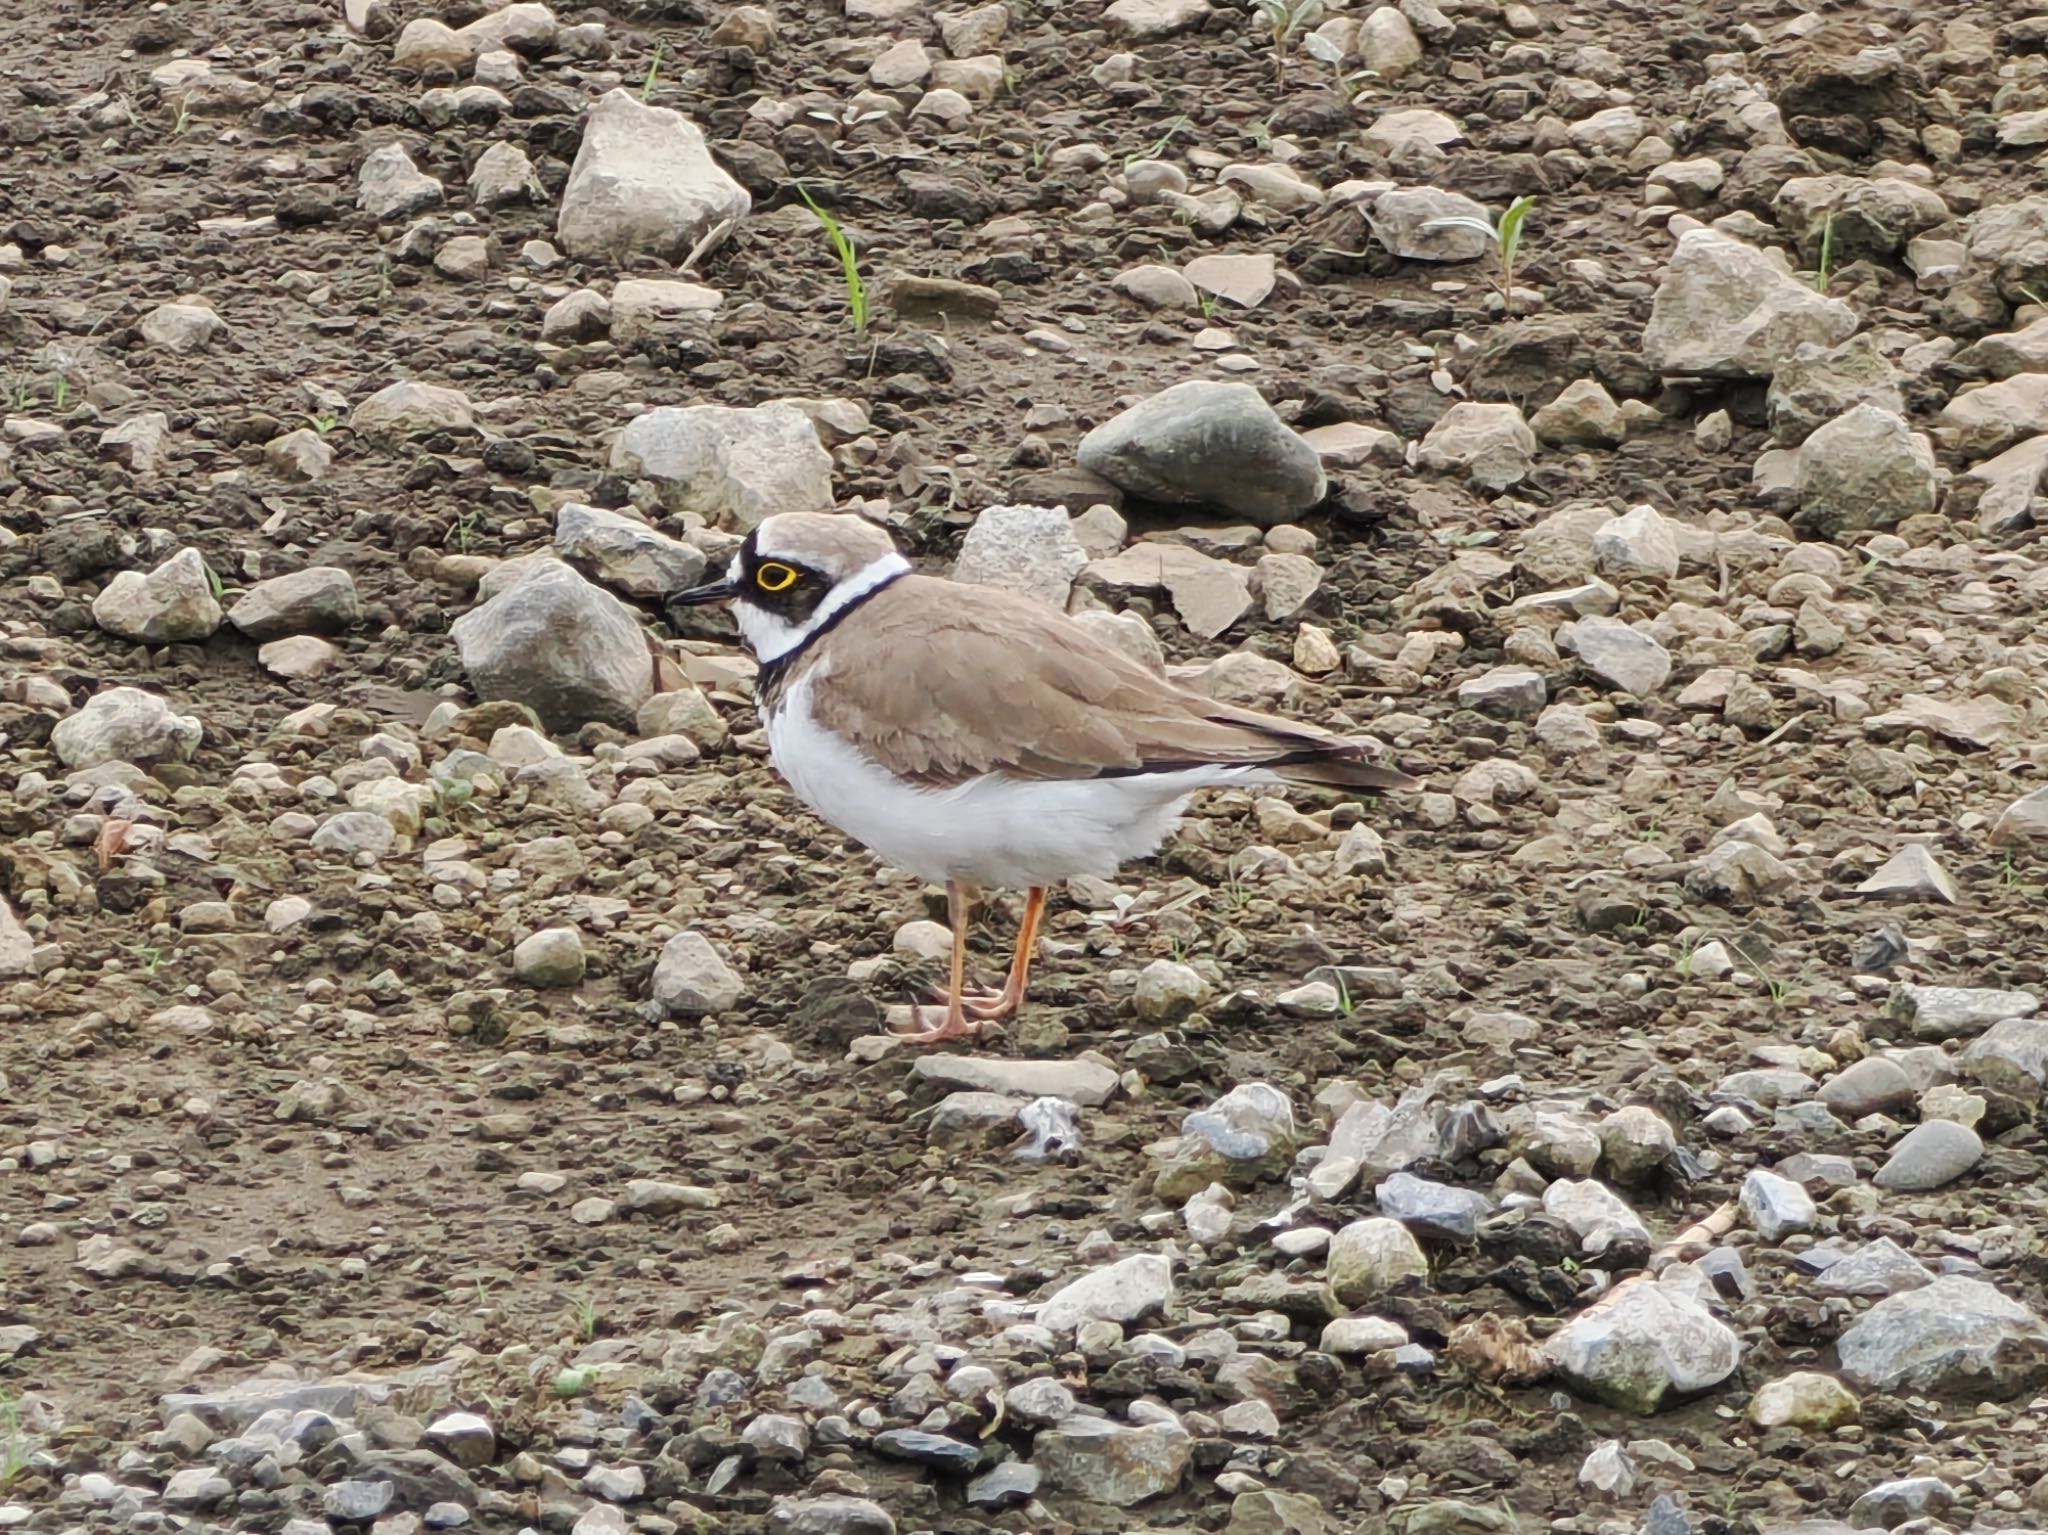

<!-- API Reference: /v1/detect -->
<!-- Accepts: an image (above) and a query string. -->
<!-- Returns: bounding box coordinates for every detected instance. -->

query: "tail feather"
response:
[1269,742,1420,792]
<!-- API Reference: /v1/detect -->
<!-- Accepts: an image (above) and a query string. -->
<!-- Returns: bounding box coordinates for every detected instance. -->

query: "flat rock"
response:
[1077,381,1326,525]
[1038,1253,1173,1333]
[1855,843,1958,903]
[1835,1275,2048,1395]
[1033,1418,1192,1506]
[910,1055,1119,1106]
[227,566,360,640]
[1558,616,1672,696]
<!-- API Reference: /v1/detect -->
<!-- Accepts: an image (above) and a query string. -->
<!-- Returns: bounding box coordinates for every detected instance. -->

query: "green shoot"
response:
[795,184,869,336]
[140,946,162,976]
[1123,114,1189,171]
[572,1294,601,1341]
[641,40,665,101]
[1249,0,1325,86]
[1301,33,1377,99]
[52,377,69,412]
[307,413,338,435]
[1815,213,1835,293]
[171,102,191,136]
[1418,195,1538,313]
[203,562,224,601]
[0,1393,25,1487]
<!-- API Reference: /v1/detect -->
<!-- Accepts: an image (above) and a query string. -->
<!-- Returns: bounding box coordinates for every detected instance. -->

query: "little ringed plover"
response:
[671,511,1417,1043]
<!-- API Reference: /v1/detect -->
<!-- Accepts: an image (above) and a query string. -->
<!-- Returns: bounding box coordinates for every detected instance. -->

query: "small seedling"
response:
[641,40,666,101]
[52,377,69,411]
[1814,213,1835,293]
[1419,194,1539,314]
[1249,0,1326,86]
[1301,33,1378,99]
[171,101,191,136]
[0,1394,25,1487]
[307,413,338,435]
[139,946,162,976]
[795,184,869,335]
[572,1294,601,1341]
[203,562,224,601]
[1197,289,1219,320]
[1122,114,1188,172]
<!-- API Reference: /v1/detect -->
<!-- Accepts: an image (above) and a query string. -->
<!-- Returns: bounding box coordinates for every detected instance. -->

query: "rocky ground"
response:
[5,0,2048,1532]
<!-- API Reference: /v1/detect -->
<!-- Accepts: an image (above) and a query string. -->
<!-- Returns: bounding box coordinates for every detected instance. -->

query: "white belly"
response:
[765,676,1268,889]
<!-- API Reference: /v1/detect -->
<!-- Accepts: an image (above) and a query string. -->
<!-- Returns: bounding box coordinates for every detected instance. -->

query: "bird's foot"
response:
[960,988,1024,1023]
[889,1004,983,1046]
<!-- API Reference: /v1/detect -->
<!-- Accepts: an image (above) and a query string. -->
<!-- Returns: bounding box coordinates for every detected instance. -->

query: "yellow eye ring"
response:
[755,562,799,593]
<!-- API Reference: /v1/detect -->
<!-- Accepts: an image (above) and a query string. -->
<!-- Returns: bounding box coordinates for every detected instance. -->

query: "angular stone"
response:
[1642,229,1858,378]
[553,503,706,599]
[951,504,1087,609]
[227,566,360,640]
[1038,1253,1173,1334]
[92,548,222,643]
[1033,1419,1192,1506]
[650,930,744,1015]
[1835,1275,2048,1396]
[1794,405,1937,540]
[610,404,832,529]
[1077,381,1326,525]
[450,560,653,731]
[1543,1272,1742,1414]
[557,88,750,264]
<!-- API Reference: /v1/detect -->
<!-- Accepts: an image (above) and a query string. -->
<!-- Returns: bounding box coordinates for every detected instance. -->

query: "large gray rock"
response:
[650,930,744,1015]
[1960,1017,2048,1095]
[1416,403,1536,491]
[92,548,222,643]
[1937,374,2048,461]
[951,504,1087,609]
[768,1496,897,1535]
[1033,1419,1191,1506]
[1873,1120,1982,1191]
[1544,1272,1742,1413]
[557,88,751,264]
[393,2,557,72]
[1641,229,1858,379]
[1077,381,1326,525]
[553,503,706,599]
[51,687,204,768]
[1794,404,1937,540]
[1967,195,2048,304]
[450,560,653,730]
[610,404,832,529]
[1835,1275,2048,1396]
[357,144,445,220]
[1325,1216,1428,1304]
[226,566,361,640]
[1038,1253,1173,1334]
[1766,334,1903,446]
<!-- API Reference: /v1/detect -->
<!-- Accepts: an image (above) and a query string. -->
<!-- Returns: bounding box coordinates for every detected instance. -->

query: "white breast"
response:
[764,673,1271,889]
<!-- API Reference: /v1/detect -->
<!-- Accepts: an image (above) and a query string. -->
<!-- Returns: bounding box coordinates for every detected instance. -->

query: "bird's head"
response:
[667,511,909,663]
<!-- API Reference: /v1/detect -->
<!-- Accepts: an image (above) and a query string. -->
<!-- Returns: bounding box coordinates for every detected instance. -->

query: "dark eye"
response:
[755,562,800,593]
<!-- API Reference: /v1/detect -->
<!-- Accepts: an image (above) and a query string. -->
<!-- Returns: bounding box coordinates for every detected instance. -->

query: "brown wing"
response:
[809,577,1413,790]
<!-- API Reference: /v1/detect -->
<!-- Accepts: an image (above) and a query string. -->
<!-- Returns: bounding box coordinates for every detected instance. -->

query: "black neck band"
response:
[754,567,908,698]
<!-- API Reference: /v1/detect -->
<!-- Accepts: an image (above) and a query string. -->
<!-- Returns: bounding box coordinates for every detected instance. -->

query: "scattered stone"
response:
[557,88,750,264]
[1033,1419,1192,1506]
[1039,1253,1173,1333]
[610,404,832,528]
[1416,403,1537,491]
[1544,1272,1742,1413]
[1836,1275,2048,1394]
[92,548,222,643]
[1641,229,1858,378]
[1325,1216,1428,1304]
[227,566,360,640]
[451,560,653,731]
[1748,1372,1859,1430]
[513,927,586,988]
[1739,1169,1816,1241]
[358,144,445,220]
[951,504,1087,608]
[554,503,706,599]
[1558,616,1672,696]
[650,930,744,1015]
[1077,381,1326,525]
[1795,405,1939,540]
[1873,1119,1983,1191]
[351,380,475,439]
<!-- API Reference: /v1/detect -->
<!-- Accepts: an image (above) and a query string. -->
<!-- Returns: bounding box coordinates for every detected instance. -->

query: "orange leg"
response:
[963,886,1046,1022]
[892,881,983,1045]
